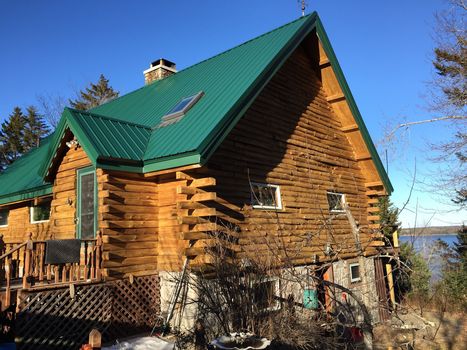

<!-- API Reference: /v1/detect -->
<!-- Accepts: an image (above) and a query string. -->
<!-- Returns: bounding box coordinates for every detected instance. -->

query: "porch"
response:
[0,232,103,309]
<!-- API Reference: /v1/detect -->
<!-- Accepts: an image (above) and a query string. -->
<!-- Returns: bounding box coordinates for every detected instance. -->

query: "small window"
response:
[253,278,280,312]
[30,198,51,224]
[349,263,361,283]
[157,91,204,128]
[327,192,345,213]
[251,183,282,210]
[0,209,9,227]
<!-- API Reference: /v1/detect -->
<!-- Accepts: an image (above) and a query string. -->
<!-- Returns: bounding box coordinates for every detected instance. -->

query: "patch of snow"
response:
[102,336,174,350]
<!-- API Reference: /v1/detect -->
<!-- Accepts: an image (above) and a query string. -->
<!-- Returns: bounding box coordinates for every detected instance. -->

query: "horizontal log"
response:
[100,220,158,229]
[189,177,216,188]
[104,256,158,268]
[176,186,202,195]
[189,192,217,202]
[102,234,157,243]
[102,248,157,259]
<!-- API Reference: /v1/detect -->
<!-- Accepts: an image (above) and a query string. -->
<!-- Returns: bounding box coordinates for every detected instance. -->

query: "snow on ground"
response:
[102,336,175,350]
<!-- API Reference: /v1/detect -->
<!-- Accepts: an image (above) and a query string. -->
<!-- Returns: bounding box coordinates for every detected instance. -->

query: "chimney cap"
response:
[150,58,176,69]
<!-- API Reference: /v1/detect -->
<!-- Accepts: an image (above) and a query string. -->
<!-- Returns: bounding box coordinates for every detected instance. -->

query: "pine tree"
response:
[378,196,401,243]
[69,74,119,110]
[0,107,26,170]
[454,224,467,268]
[23,106,50,151]
[432,1,467,205]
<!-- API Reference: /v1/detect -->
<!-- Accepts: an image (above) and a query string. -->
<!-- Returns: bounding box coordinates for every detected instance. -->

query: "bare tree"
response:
[36,93,67,129]
[383,0,466,204]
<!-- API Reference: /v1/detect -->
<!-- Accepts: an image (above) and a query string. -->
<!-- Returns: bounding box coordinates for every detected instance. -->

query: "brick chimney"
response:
[143,58,177,84]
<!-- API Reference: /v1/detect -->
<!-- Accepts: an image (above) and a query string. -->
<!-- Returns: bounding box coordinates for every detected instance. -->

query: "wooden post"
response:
[0,234,5,255]
[22,233,33,289]
[84,241,89,280]
[392,230,399,248]
[96,231,102,281]
[5,255,11,308]
[0,234,5,282]
[38,242,45,282]
[89,329,101,349]
[386,263,396,308]
[54,265,59,283]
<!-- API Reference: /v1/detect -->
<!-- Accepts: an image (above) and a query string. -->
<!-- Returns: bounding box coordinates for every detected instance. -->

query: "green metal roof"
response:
[0,136,53,205]
[0,12,393,205]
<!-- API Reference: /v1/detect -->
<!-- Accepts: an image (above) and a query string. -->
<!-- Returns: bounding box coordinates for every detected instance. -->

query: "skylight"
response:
[157,91,204,128]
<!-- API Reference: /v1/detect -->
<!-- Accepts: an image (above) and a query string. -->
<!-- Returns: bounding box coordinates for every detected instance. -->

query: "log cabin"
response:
[0,13,395,348]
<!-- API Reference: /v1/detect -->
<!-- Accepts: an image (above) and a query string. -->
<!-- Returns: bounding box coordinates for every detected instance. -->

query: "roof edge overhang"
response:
[314,18,393,194]
[195,12,393,195]
[40,108,104,181]
[0,185,53,206]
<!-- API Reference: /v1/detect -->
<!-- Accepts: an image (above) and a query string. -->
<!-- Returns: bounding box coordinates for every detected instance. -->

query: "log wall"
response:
[183,43,381,265]
[0,145,91,243]
[49,145,91,239]
[98,170,158,278]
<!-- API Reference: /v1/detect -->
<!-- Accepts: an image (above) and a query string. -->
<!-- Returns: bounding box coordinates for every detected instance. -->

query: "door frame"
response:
[76,166,98,239]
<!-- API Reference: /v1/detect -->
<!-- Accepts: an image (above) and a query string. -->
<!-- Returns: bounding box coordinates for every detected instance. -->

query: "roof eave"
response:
[0,185,53,206]
[315,17,393,194]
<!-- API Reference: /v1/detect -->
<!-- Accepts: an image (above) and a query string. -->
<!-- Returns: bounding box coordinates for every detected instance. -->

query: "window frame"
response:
[30,200,52,224]
[0,209,9,227]
[251,277,281,312]
[349,262,361,283]
[251,183,283,210]
[326,191,346,213]
[76,166,98,239]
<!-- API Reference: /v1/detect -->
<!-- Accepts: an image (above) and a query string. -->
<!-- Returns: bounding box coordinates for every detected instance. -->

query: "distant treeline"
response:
[399,226,461,236]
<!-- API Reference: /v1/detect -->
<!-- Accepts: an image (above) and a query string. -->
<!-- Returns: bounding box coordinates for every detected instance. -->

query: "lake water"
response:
[399,234,457,248]
[399,234,458,280]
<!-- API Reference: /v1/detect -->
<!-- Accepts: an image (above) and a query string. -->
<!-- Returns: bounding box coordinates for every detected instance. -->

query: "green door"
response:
[77,167,97,239]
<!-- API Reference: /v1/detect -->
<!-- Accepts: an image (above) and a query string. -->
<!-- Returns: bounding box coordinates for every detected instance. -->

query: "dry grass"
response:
[373,310,466,350]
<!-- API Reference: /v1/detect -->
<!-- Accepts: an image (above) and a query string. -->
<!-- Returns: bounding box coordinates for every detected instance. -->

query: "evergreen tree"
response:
[438,225,467,310]
[395,242,432,313]
[432,1,466,204]
[454,224,467,268]
[377,196,401,243]
[0,107,26,170]
[69,74,119,110]
[23,106,50,151]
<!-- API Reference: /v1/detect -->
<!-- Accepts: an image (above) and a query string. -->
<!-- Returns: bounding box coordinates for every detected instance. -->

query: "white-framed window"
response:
[0,209,9,227]
[327,191,345,213]
[349,263,361,283]
[30,199,51,224]
[252,277,281,312]
[251,183,282,210]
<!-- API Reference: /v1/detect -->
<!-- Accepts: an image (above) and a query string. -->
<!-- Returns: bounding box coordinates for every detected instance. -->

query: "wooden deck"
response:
[0,233,103,309]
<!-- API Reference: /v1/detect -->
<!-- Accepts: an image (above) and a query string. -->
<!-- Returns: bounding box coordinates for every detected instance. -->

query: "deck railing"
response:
[0,232,103,307]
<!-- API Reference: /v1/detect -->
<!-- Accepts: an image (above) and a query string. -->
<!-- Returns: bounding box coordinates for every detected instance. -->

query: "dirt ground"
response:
[373,311,466,349]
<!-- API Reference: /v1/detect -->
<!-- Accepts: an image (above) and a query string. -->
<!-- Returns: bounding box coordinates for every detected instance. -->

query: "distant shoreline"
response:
[399,225,461,237]
[399,233,458,237]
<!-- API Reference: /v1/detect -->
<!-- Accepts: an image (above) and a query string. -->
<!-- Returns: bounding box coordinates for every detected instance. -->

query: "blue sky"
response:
[0,0,465,227]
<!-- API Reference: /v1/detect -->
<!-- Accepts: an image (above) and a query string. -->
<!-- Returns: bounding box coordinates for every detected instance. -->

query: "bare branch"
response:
[384,115,466,143]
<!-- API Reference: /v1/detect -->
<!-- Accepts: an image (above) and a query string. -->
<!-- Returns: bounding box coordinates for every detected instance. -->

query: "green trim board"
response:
[0,186,53,206]
[0,12,392,206]
[76,166,98,239]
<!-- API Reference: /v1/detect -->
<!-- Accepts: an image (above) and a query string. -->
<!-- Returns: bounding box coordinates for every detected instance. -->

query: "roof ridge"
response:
[91,14,314,110]
[67,108,151,130]
[150,14,314,82]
